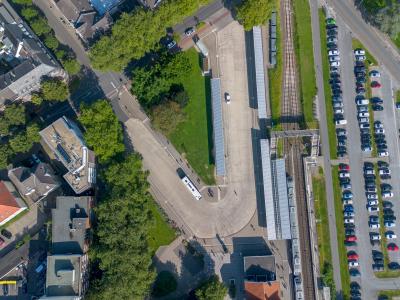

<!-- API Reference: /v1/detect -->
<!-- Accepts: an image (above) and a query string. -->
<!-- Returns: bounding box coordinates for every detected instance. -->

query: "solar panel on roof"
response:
[56,144,71,164]
[211,78,225,176]
[252,26,267,119]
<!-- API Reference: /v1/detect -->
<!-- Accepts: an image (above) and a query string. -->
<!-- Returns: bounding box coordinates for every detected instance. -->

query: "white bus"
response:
[181,176,202,200]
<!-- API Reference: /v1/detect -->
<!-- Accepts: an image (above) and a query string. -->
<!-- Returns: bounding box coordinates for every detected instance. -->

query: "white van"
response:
[356,99,369,105]
[336,119,347,125]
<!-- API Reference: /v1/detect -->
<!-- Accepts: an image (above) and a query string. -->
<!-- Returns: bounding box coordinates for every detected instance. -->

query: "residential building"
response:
[52,196,93,255]
[39,116,96,194]
[8,163,60,205]
[40,253,89,299]
[243,255,280,300]
[0,1,66,108]
[138,0,163,9]
[0,181,27,226]
[54,0,122,43]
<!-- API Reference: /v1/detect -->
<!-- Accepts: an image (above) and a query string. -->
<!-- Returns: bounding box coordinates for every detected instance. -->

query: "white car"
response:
[371,234,381,240]
[356,99,369,105]
[336,119,347,125]
[385,222,396,228]
[225,93,231,104]
[382,192,394,198]
[379,169,391,175]
[367,194,378,200]
[329,55,340,62]
[343,199,353,205]
[386,232,397,239]
[330,61,340,67]
[378,151,389,157]
[374,122,383,129]
[370,70,381,78]
[358,112,370,118]
[370,223,380,229]
[375,128,385,134]
[344,218,355,224]
[334,108,344,114]
[339,172,350,178]
[360,123,370,129]
[349,261,359,267]
[356,55,366,61]
[368,200,379,206]
[358,117,369,124]
[329,50,340,56]
[367,206,379,212]
[354,49,366,55]
[364,169,375,175]
[344,211,355,217]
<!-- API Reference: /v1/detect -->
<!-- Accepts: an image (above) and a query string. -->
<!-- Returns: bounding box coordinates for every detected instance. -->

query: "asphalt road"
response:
[326,0,400,85]
[309,0,343,295]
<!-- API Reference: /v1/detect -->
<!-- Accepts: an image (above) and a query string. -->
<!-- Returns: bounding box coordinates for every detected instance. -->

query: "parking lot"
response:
[323,14,400,299]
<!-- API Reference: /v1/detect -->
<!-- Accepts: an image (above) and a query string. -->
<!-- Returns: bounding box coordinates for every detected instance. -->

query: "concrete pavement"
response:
[309,0,343,295]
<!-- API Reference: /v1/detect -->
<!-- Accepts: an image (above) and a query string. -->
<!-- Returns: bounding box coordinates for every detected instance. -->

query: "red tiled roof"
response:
[0,181,21,224]
[245,281,281,300]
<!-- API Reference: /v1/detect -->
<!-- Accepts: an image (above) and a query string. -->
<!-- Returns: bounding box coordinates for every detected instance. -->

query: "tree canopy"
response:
[89,0,211,71]
[79,100,125,163]
[40,78,69,101]
[195,276,227,300]
[236,0,274,31]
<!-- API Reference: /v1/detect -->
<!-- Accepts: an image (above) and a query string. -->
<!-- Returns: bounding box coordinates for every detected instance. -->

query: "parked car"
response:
[343,191,353,199]
[366,194,378,200]
[0,237,4,248]
[372,105,384,111]
[369,223,380,229]
[348,261,359,267]
[370,70,381,78]
[367,205,379,212]
[354,49,366,55]
[347,253,359,260]
[339,172,350,178]
[225,92,231,104]
[344,211,355,217]
[387,244,399,251]
[349,268,360,277]
[330,61,340,67]
[346,236,357,242]
[388,262,400,270]
[382,192,394,198]
[356,55,366,61]
[167,40,176,49]
[184,27,195,36]
[344,218,355,224]
[328,50,340,56]
[370,233,381,240]
[386,232,397,239]
[378,151,389,157]
[1,229,12,239]
[385,222,396,228]
[371,81,382,88]
[383,201,393,209]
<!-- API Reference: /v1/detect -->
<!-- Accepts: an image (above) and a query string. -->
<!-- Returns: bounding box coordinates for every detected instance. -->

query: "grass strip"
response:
[352,38,378,66]
[319,9,337,159]
[293,0,317,128]
[378,290,400,299]
[268,0,283,129]
[331,166,350,298]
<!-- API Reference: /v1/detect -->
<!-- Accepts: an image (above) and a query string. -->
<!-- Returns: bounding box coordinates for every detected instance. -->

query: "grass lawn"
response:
[313,167,335,294]
[331,166,351,298]
[169,49,215,184]
[319,9,337,159]
[396,90,400,104]
[378,290,400,299]
[394,33,400,49]
[147,201,177,255]
[293,0,317,128]
[268,0,283,129]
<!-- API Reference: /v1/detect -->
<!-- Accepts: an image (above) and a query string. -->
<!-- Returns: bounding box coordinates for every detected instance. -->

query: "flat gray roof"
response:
[275,159,291,239]
[211,78,225,176]
[252,26,267,119]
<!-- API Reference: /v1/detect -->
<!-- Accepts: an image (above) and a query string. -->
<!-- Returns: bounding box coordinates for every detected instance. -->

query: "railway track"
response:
[280,0,316,299]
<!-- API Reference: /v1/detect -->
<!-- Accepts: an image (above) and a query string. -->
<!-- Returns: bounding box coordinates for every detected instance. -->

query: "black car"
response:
[328,29,338,36]
[331,72,340,78]
[346,229,355,236]
[388,262,400,270]
[333,89,342,95]
[1,229,11,239]
[384,215,396,222]
[355,61,365,67]
[333,96,343,101]
[326,24,338,29]
[337,146,346,152]
[349,268,360,277]
[378,161,389,168]
[374,259,384,265]
[372,105,384,111]
[355,66,366,72]
[340,177,351,184]
[360,128,370,135]
[383,209,394,216]
[375,133,386,140]
[350,282,360,290]
[344,222,355,228]
[381,183,392,190]
[338,135,347,141]
[328,43,338,49]
[365,182,376,189]
[382,201,393,209]
[351,290,361,297]
[330,78,341,84]
[375,138,386,145]
[331,83,341,90]
[356,82,364,88]
[373,250,384,259]
[355,72,366,77]
[377,144,388,150]
[371,97,383,104]
[364,162,374,168]
[356,87,366,94]
[356,77,366,83]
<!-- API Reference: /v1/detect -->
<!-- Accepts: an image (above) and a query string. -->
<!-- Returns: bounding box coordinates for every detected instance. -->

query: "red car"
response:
[345,236,357,242]
[0,237,4,247]
[347,253,359,260]
[371,81,382,88]
[339,163,350,171]
[388,244,399,251]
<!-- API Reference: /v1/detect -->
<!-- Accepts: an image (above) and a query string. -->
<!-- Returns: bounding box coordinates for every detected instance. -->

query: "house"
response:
[8,163,60,205]
[54,0,122,43]
[0,1,66,108]
[0,181,27,226]
[40,253,89,299]
[39,116,96,194]
[51,196,93,255]
[138,0,163,9]
[243,255,280,300]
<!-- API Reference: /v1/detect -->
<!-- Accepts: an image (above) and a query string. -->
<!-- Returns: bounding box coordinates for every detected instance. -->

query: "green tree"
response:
[44,35,59,50]
[195,276,227,300]
[30,17,52,36]
[79,100,125,163]
[62,58,81,76]
[26,123,41,143]
[55,49,66,60]
[4,104,26,126]
[151,101,186,136]
[0,117,9,136]
[12,0,32,5]
[31,93,43,106]
[236,0,274,31]
[0,144,11,169]
[9,132,32,153]
[41,78,69,101]
[21,7,38,20]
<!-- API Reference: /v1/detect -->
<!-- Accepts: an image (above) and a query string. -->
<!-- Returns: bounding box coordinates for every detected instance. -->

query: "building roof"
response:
[244,255,276,281]
[52,196,92,255]
[0,181,27,226]
[55,0,93,23]
[244,281,280,300]
[45,254,87,297]
[39,117,96,194]
[8,163,60,205]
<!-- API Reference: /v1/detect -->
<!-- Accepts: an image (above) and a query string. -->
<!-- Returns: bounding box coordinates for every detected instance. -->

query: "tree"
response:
[21,7,38,20]
[31,93,43,106]
[0,118,9,136]
[0,144,11,169]
[41,78,69,101]
[79,100,125,163]
[30,17,52,36]
[44,35,59,51]
[236,0,274,31]
[9,132,32,153]
[195,276,227,300]
[151,101,186,136]
[152,271,177,297]
[26,123,41,143]
[4,104,26,126]
[12,0,32,5]
[62,58,81,76]
[55,49,66,60]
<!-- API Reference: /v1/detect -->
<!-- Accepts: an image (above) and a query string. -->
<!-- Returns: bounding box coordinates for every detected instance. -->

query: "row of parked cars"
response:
[324,17,349,158]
